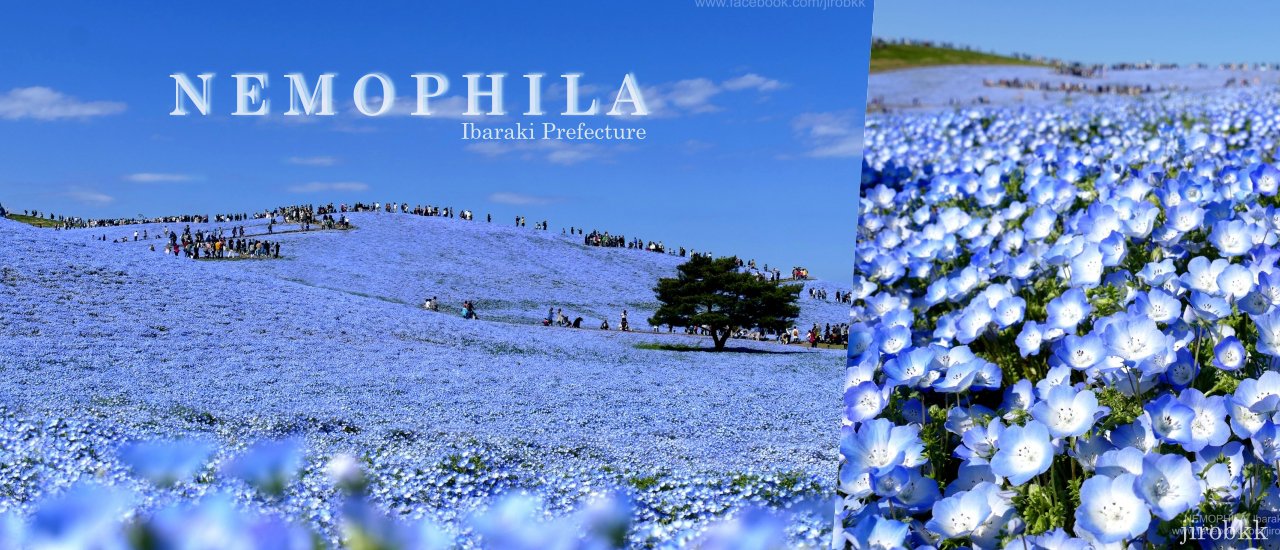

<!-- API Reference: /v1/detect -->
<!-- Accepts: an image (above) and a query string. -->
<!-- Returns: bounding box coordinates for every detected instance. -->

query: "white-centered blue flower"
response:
[990,420,1053,486]
[925,488,991,540]
[1074,473,1150,544]
[1031,385,1100,438]
[1135,453,1202,520]
[1213,335,1247,372]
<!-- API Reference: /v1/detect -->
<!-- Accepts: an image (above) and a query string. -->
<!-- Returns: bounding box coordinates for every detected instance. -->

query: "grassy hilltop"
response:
[871,42,1050,73]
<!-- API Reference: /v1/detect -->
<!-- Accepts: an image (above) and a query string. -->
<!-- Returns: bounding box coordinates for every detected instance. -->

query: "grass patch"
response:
[5,214,62,228]
[627,473,666,491]
[871,43,1049,73]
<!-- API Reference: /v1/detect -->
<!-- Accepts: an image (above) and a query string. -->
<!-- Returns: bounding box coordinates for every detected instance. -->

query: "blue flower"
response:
[955,302,995,344]
[1131,288,1181,325]
[1251,163,1280,196]
[931,361,977,394]
[1183,256,1225,294]
[1231,371,1280,438]
[119,438,216,487]
[223,438,305,497]
[892,468,940,513]
[1016,321,1045,357]
[882,347,934,388]
[1209,219,1255,257]
[1030,386,1100,438]
[1022,207,1057,241]
[848,514,909,550]
[1045,288,1091,333]
[1212,336,1246,372]
[1250,421,1280,463]
[956,419,1003,464]
[993,296,1026,328]
[1000,378,1037,419]
[989,420,1053,486]
[1135,454,1202,521]
[1145,394,1195,446]
[845,381,887,424]
[1074,474,1150,544]
[840,419,924,476]
[1093,447,1145,478]
[899,397,929,425]
[1161,349,1199,390]
[1166,202,1204,233]
[1216,263,1255,300]
[1136,259,1177,287]
[1101,315,1166,364]
[1068,245,1104,287]
[1252,307,1280,357]
[1098,232,1128,267]
[27,482,134,549]
[1052,333,1106,372]
[1107,417,1155,457]
[875,324,912,356]
[1188,290,1231,321]
[925,488,991,540]
[1068,432,1113,473]
[870,465,910,498]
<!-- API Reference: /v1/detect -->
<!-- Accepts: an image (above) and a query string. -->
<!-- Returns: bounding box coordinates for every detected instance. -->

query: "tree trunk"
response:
[712,327,730,350]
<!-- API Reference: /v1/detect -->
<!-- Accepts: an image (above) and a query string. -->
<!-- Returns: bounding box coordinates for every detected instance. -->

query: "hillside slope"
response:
[63,211,851,330]
[0,214,844,479]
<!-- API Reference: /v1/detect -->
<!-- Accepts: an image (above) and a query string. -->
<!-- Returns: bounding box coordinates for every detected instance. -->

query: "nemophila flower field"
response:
[842,91,1280,549]
[868,66,1280,111]
[0,213,846,547]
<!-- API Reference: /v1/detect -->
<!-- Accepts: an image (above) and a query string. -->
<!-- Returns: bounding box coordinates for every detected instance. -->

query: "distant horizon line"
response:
[873,36,1280,70]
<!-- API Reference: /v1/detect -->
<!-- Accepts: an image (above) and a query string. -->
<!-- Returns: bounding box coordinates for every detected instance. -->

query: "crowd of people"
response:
[541,307,630,331]
[10,199,803,287]
[981,78,1179,97]
[581,229,678,255]
[12,209,230,230]
[807,287,853,304]
[421,296,483,321]
[144,225,284,260]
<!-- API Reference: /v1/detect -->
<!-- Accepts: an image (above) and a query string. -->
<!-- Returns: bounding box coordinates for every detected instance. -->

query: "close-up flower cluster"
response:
[842,90,1280,548]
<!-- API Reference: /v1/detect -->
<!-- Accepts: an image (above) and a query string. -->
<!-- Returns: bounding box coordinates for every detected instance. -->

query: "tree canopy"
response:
[649,255,802,350]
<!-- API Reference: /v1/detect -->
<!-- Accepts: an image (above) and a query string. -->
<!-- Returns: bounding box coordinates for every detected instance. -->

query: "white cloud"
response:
[287,156,338,166]
[423,96,474,119]
[0,87,126,121]
[465,140,608,166]
[488,192,560,206]
[124,173,194,183]
[287,181,369,193]
[722,73,785,92]
[63,187,114,205]
[791,111,864,158]
[642,74,785,117]
[666,78,722,113]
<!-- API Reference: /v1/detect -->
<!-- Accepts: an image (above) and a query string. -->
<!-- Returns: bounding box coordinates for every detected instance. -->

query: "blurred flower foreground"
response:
[0,414,829,549]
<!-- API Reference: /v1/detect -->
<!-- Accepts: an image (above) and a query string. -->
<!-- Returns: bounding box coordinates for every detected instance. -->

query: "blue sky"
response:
[0,1,872,280]
[875,0,1280,65]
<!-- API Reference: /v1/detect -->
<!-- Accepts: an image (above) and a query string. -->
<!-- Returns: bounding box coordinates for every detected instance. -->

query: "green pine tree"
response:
[649,255,802,350]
